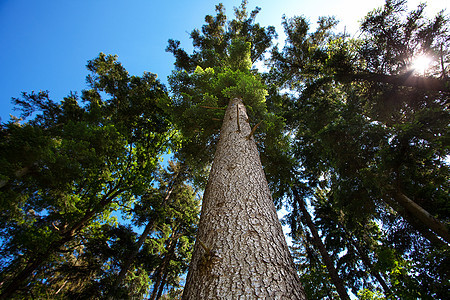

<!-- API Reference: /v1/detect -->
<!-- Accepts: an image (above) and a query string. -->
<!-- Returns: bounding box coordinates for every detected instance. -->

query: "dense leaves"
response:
[0,54,199,299]
[167,2,293,202]
[1,0,449,299]
[273,0,449,298]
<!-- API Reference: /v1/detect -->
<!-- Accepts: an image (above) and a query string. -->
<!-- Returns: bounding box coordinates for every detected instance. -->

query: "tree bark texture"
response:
[182,98,305,299]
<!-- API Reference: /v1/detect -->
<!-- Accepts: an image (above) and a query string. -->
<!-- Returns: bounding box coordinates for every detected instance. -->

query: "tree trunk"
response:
[350,238,392,297]
[109,179,178,298]
[336,220,392,297]
[149,263,163,300]
[155,269,168,300]
[182,98,305,299]
[150,233,178,300]
[108,220,155,299]
[292,187,350,300]
[393,192,450,244]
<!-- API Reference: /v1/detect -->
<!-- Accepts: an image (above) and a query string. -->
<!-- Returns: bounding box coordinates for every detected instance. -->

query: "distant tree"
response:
[291,186,350,300]
[110,161,200,300]
[44,161,199,300]
[289,213,339,299]
[0,53,172,299]
[271,0,449,298]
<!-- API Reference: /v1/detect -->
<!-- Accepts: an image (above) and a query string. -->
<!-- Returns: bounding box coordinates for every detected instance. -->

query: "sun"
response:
[411,54,432,74]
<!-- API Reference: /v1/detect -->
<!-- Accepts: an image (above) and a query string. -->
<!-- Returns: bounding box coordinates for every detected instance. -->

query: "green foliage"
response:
[289,228,339,299]
[359,0,448,76]
[166,1,276,72]
[110,161,200,300]
[272,0,449,298]
[1,1,449,299]
[226,38,252,70]
[0,53,174,298]
[167,2,294,203]
[358,289,385,300]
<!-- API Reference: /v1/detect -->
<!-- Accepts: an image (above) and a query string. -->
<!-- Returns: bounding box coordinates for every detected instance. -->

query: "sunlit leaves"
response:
[272,1,449,298]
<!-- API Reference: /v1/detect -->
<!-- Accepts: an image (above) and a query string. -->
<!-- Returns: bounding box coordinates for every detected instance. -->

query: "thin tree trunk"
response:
[108,220,155,299]
[351,239,392,297]
[182,98,305,299]
[380,192,448,248]
[394,201,448,248]
[150,234,178,300]
[393,192,450,244]
[150,269,162,300]
[292,187,351,300]
[298,230,336,298]
[0,254,47,300]
[109,179,178,299]
[336,220,392,297]
[149,255,167,300]
[155,267,168,300]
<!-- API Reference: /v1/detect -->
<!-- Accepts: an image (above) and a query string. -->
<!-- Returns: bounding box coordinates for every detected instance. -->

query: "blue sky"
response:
[0,0,448,122]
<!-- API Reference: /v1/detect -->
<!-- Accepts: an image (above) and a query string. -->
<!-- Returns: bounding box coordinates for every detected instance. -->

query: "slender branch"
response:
[198,239,211,255]
[236,104,241,132]
[199,105,225,110]
[247,121,262,140]
[338,71,450,92]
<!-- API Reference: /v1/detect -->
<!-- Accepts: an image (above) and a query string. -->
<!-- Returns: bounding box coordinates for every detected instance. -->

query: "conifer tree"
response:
[167,2,305,298]
[271,0,449,297]
[0,53,172,299]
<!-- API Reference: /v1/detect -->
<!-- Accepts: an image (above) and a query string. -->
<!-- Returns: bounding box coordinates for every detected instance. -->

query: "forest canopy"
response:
[0,0,449,299]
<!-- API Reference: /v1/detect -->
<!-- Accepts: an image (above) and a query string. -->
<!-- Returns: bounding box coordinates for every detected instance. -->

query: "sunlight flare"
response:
[411,54,432,74]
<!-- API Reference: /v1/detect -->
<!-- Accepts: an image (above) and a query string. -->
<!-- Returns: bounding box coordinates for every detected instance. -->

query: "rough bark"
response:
[182,98,305,299]
[292,187,350,300]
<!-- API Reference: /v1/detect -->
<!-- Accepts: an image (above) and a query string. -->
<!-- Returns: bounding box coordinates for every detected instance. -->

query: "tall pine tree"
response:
[167,2,305,298]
